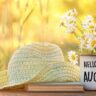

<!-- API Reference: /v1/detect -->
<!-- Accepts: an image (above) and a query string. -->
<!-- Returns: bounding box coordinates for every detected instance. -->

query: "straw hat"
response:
[0,42,80,89]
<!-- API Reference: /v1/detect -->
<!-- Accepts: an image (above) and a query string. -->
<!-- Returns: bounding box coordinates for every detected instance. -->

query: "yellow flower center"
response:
[89,25,94,29]
[69,20,74,24]
[91,40,96,48]
[71,54,76,60]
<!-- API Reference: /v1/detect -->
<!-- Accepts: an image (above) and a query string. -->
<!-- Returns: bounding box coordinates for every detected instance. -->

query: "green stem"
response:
[18,0,34,47]
[76,26,83,33]
[38,0,44,41]
[38,0,50,41]
[91,50,94,55]
[73,32,78,39]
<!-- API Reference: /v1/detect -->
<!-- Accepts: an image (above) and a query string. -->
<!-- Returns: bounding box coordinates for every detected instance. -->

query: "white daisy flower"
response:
[78,33,94,51]
[82,15,94,30]
[65,21,76,33]
[85,15,94,21]
[60,9,77,33]
[72,8,78,16]
[87,38,96,50]
[67,8,78,16]
[84,32,94,39]
[68,51,78,65]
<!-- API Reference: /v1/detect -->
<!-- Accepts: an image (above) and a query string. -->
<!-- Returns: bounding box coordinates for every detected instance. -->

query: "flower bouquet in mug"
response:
[59,9,96,90]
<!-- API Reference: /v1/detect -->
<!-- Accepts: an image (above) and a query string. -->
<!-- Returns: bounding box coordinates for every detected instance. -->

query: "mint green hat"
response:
[0,42,80,89]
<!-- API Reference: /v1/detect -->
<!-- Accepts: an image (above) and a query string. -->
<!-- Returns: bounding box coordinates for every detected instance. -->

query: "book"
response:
[25,82,84,92]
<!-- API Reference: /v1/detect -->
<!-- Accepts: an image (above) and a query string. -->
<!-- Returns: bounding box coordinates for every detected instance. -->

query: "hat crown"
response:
[8,42,65,85]
[9,42,64,63]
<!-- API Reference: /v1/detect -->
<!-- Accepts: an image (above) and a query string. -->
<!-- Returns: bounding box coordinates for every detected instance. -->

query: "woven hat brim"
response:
[0,70,32,89]
[0,70,8,88]
[0,62,80,89]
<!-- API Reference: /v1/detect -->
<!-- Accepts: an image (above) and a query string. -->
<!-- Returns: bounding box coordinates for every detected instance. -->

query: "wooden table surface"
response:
[0,85,95,96]
[0,90,96,96]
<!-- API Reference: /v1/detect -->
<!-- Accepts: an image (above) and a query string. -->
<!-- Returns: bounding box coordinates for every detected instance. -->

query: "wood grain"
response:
[0,90,96,96]
[26,84,84,92]
[0,84,95,96]
[0,91,84,96]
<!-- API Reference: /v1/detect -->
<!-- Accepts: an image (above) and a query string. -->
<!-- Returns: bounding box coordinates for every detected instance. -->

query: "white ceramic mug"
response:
[80,55,96,90]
